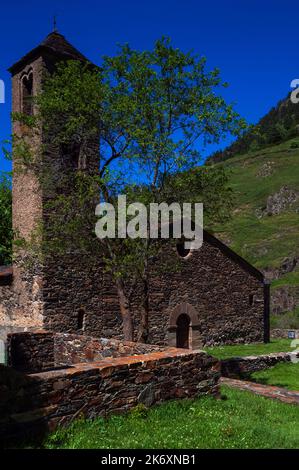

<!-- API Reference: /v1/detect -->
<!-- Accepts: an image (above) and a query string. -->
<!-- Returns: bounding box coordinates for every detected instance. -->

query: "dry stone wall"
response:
[7,331,54,372]
[54,333,170,366]
[0,335,220,440]
[221,351,299,378]
[6,331,172,372]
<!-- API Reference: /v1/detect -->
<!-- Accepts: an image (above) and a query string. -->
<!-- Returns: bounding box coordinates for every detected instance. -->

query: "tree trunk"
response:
[137,276,149,343]
[115,277,134,341]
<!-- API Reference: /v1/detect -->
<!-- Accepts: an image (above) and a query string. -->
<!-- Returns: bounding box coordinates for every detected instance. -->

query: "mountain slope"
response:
[208,93,299,164]
[210,137,299,328]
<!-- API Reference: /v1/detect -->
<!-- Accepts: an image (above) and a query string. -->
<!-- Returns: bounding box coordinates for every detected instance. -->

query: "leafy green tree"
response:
[13,38,246,341]
[0,174,12,266]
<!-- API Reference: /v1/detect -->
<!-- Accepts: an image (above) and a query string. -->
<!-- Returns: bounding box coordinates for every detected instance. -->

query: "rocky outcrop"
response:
[271,286,299,315]
[263,256,298,281]
[256,161,275,178]
[264,186,298,216]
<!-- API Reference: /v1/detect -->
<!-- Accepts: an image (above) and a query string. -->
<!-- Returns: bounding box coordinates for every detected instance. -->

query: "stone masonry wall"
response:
[0,348,220,440]
[1,232,267,348]
[0,56,46,334]
[132,235,266,347]
[0,263,44,336]
[54,333,170,366]
[42,256,123,339]
[39,234,266,348]
[221,351,299,378]
[7,331,55,373]
[6,331,170,372]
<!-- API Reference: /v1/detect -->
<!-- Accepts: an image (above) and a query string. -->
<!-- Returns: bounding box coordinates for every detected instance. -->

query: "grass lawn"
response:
[205,339,293,360]
[40,386,299,449]
[249,362,299,391]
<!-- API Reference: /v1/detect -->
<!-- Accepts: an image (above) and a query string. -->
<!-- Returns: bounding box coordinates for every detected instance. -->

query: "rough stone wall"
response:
[132,238,265,347]
[0,57,46,334]
[1,236,266,347]
[7,331,54,372]
[41,256,122,338]
[5,331,169,372]
[221,351,299,378]
[0,348,220,440]
[54,333,169,366]
[35,236,266,348]
[12,57,44,243]
[0,263,44,336]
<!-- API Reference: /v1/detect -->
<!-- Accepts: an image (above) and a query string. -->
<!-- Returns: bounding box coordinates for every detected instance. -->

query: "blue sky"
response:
[1,0,298,174]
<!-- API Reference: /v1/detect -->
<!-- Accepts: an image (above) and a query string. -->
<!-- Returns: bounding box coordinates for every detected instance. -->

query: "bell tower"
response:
[9,31,88,242]
[5,32,90,330]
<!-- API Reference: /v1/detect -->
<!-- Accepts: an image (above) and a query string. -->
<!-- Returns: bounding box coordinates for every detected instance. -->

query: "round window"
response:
[176,241,191,258]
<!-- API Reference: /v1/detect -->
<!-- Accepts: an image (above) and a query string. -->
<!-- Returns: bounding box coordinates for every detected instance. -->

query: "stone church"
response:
[0,32,270,350]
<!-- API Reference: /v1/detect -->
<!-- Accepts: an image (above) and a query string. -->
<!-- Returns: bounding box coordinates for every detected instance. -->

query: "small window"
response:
[176,241,191,258]
[77,309,85,330]
[22,72,33,115]
[249,294,255,306]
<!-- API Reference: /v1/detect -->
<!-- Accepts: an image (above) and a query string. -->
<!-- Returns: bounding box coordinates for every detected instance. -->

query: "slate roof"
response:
[9,32,88,74]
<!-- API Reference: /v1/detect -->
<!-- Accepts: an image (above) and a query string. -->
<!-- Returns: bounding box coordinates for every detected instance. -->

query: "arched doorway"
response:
[176,314,190,348]
[168,302,202,349]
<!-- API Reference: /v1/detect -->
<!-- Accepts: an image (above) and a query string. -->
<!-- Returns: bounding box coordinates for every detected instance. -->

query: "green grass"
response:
[272,270,299,289]
[250,362,299,391]
[270,308,299,329]
[205,339,292,360]
[40,386,299,449]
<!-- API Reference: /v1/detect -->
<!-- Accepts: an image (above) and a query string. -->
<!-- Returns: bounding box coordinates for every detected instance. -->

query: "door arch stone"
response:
[168,302,202,349]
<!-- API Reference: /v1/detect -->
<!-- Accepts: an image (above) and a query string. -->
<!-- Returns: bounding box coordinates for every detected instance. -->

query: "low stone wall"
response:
[271,328,299,339]
[7,331,54,373]
[5,331,171,372]
[0,348,220,440]
[221,351,299,378]
[54,333,169,366]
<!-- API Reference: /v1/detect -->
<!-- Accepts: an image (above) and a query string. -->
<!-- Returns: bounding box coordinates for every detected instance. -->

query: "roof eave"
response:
[8,46,45,74]
[8,45,88,75]
[203,229,265,283]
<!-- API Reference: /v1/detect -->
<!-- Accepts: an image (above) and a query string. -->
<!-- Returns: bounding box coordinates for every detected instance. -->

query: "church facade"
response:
[0,32,270,348]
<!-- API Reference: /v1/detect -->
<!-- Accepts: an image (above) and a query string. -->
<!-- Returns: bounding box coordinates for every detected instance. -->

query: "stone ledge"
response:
[30,348,208,379]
